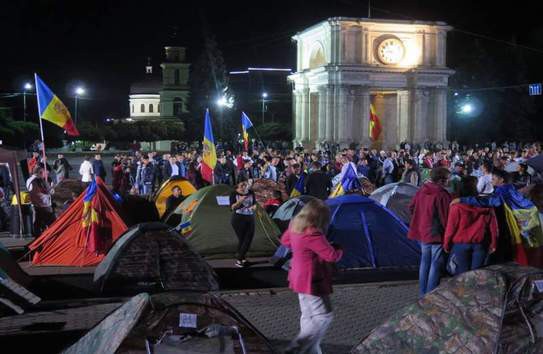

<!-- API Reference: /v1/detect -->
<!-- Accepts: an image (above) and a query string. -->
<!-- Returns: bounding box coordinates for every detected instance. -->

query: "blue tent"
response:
[326,195,420,269]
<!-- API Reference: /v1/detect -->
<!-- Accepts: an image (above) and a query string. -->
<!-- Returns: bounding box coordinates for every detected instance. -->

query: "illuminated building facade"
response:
[289,17,454,148]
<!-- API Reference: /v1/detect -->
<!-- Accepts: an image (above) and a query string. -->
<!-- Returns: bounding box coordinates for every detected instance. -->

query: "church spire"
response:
[145,57,153,74]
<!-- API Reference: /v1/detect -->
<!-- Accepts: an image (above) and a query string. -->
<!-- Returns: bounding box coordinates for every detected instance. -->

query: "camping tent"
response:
[370,182,418,224]
[326,195,420,269]
[272,195,317,232]
[164,184,280,259]
[28,178,128,266]
[153,176,196,217]
[94,222,219,294]
[63,292,275,354]
[352,263,543,353]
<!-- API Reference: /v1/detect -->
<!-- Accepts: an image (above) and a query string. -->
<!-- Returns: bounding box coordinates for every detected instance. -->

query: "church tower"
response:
[159,47,190,119]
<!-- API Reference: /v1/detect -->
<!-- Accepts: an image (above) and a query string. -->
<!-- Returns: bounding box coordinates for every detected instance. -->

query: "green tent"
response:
[164,184,281,259]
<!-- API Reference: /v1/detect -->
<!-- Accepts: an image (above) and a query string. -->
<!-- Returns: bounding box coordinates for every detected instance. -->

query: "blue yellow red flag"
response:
[201,109,217,183]
[329,164,361,198]
[369,104,382,142]
[82,180,99,229]
[34,74,79,136]
[290,173,306,198]
[241,112,253,151]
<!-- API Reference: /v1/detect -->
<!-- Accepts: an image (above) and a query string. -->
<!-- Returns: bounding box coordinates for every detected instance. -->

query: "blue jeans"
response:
[450,243,488,275]
[419,243,445,297]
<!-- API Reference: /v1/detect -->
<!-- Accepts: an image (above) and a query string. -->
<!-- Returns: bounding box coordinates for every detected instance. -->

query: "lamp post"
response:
[261,92,268,124]
[216,95,234,139]
[23,82,32,122]
[74,86,85,124]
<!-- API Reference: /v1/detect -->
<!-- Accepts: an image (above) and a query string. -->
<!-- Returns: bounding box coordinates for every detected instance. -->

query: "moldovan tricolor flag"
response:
[369,104,382,142]
[201,109,217,183]
[34,74,79,136]
[241,112,253,151]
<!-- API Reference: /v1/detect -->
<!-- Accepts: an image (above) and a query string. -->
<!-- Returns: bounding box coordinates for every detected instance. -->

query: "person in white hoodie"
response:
[79,156,94,184]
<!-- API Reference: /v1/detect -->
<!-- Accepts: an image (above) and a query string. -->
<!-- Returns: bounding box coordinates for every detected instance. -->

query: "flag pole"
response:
[34,73,48,181]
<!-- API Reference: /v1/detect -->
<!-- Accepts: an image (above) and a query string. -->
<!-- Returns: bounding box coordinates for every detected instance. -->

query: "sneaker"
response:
[235,260,244,268]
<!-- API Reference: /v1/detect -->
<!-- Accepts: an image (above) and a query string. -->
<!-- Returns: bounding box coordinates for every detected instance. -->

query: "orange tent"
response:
[28,178,128,266]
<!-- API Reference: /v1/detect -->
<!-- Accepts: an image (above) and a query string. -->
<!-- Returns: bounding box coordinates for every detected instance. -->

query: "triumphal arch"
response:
[289,17,454,148]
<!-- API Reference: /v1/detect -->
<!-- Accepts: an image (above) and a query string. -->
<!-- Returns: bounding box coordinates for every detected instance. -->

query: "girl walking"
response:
[281,199,343,354]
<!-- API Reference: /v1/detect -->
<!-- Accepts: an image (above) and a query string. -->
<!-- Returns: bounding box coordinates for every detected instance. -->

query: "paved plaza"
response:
[219,280,418,353]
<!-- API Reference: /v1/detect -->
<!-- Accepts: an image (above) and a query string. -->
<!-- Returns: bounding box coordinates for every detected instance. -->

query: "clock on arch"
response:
[376,37,405,65]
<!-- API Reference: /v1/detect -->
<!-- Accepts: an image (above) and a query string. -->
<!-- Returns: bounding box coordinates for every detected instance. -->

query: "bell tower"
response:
[159,46,191,118]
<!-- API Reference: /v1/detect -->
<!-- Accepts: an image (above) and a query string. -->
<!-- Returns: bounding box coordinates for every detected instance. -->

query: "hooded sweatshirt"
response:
[281,227,343,296]
[443,204,499,252]
[408,181,452,244]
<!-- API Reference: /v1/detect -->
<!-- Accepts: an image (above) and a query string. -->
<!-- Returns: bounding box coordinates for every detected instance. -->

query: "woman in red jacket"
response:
[444,176,499,275]
[281,199,343,354]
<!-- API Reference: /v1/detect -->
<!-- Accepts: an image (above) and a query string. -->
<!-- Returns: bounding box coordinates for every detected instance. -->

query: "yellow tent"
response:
[153,176,197,217]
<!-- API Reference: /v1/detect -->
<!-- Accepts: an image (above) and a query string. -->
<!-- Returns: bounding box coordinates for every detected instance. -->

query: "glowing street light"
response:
[461,103,473,114]
[22,82,33,122]
[261,92,268,124]
[74,86,85,124]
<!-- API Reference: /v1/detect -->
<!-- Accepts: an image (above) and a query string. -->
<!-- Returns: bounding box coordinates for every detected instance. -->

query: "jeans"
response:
[286,294,334,354]
[449,243,488,275]
[142,184,153,196]
[419,243,445,297]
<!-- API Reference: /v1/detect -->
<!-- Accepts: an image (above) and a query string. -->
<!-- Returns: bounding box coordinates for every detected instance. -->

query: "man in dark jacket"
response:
[408,167,452,297]
[304,162,331,200]
[286,163,302,196]
[92,154,107,181]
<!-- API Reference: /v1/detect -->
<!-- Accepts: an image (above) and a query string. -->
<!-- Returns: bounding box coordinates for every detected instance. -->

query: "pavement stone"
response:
[219,280,418,354]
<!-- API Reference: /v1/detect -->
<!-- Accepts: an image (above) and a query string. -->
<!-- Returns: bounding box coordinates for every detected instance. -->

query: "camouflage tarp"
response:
[252,179,288,206]
[353,263,543,354]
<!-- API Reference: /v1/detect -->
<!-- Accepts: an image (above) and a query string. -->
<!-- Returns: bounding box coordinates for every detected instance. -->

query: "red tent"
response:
[28,178,128,266]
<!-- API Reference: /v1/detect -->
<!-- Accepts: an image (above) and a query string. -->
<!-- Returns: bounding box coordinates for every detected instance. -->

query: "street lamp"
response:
[23,82,33,122]
[261,92,268,124]
[215,94,234,138]
[74,86,85,124]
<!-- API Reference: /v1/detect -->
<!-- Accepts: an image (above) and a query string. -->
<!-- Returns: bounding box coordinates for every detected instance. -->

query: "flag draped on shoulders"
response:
[369,104,382,142]
[329,163,361,198]
[500,185,543,267]
[34,74,79,136]
[201,109,217,183]
[290,173,306,198]
[241,112,253,151]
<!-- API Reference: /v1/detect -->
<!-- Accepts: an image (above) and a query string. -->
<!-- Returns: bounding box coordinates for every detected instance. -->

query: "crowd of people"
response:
[1,140,542,354]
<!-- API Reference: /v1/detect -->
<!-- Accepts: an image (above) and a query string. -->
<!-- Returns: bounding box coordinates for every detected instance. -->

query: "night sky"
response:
[2,0,543,122]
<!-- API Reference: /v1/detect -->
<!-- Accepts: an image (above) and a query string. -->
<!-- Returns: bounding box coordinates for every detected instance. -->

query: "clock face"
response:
[377,38,405,65]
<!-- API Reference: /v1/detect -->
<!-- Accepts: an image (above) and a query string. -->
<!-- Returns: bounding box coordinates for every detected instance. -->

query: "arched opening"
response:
[149,104,154,113]
[140,104,145,113]
[309,43,326,69]
[131,104,134,113]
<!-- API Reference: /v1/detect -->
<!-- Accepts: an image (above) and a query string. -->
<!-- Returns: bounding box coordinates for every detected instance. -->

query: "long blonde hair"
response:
[290,199,331,234]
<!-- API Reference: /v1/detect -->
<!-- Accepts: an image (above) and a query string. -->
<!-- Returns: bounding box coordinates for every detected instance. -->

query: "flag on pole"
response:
[369,103,382,142]
[201,109,217,183]
[241,112,253,151]
[34,74,79,136]
[329,164,361,198]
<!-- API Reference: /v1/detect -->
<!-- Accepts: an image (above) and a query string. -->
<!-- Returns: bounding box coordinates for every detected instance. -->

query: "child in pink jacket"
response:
[281,199,343,354]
